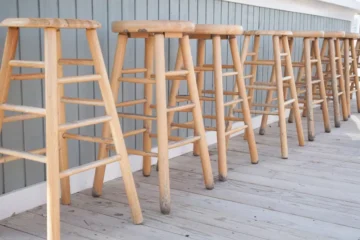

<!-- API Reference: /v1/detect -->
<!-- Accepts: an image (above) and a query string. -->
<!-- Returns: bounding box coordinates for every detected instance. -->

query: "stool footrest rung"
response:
[312,99,324,106]
[59,155,120,179]
[63,133,113,144]
[9,60,45,68]
[222,72,238,77]
[202,90,241,96]
[0,104,46,115]
[202,115,244,122]
[0,147,46,163]
[176,95,215,102]
[59,115,112,132]
[116,99,147,108]
[61,97,104,106]
[4,113,43,123]
[127,149,158,157]
[235,109,279,115]
[118,77,155,84]
[167,103,195,113]
[168,136,201,149]
[122,68,147,74]
[284,99,296,106]
[11,73,45,80]
[58,74,102,84]
[118,112,156,120]
[224,98,244,107]
[123,128,147,138]
[311,79,321,84]
[171,121,194,130]
[58,58,94,66]
[165,70,189,77]
[225,125,248,136]
[282,76,292,81]
[247,85,277,90]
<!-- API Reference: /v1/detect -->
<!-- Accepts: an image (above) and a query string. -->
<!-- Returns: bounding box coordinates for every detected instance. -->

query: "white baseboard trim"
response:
[0,113,284,220]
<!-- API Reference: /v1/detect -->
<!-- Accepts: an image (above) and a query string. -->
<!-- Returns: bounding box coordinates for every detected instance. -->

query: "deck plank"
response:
[1,101,360,239]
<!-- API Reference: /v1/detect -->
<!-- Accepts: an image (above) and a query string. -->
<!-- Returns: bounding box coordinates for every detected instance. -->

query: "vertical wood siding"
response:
[0,0,351,194]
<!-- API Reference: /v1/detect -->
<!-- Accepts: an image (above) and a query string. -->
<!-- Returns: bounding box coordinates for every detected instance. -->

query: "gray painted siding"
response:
[0,0,351,195]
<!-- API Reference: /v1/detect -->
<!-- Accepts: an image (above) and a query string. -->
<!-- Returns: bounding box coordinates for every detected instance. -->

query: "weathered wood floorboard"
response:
[1,101,360,239]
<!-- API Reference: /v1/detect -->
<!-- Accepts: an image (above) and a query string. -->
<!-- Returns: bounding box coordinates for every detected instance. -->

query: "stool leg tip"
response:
[160,204,171,215]
[281,156,288,160]
[218,175,227,182]
[92,189,102,198]
[325,128,331,133]
[259,129,265,135]
[206,183,215,190]
[308,136,315,142]
[335,122,341,128]
[251,160,259,165]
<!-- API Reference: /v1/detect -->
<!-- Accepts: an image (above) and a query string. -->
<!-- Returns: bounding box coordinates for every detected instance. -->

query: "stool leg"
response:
[350,39,360,113]
[304,38,315,141]
[329,39,341,128]
[92,34,128,197]
[193,39,206,156]
[283,36,304,147]
[288,44,305,123]
[44,27,61,240]
[154,33,171,214]
[335,39,348,121]
[143,36,154,177]
[87,29,143,223]
[180,35,214,189]
[259,68,275,135]
[212,35,227,181]
[226,36,249,145]
[229,37,258,164]
[56,30,71,205]
[314,38,331,133]
[167,44,184,138]
[344,39,351,117]
[273,36,288,158]
[0,27,19,133]
[246,36,260,137]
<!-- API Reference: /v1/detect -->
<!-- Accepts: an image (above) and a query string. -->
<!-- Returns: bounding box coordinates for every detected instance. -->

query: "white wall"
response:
[226,0,358,22]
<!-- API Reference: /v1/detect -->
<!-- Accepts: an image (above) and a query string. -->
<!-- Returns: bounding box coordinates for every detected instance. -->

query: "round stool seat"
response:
[292,31,324,38]
[244,30,293,36]
[194,24,243,35]
[344,32,360,39]
[112,20,195,33]
[324,31,345,38]
[0,18,101,29]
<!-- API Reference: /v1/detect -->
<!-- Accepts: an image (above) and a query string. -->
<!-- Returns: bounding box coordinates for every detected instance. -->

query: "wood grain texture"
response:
[2,100,360,239]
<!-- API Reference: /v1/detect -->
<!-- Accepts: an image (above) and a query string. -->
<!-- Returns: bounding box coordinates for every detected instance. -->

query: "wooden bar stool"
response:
[340,33,360,115]
[287,31,331,141]
[167,24,258,181]
[92,20,214,214]
[242,31,305,159]
[0,18,143,240]
[320,31,348,127]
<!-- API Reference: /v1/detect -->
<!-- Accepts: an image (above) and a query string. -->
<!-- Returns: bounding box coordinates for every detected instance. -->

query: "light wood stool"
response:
[340,33,360,115]
[167,24,258,181]
[242,30,305,159]
[287,31,331,141]
[92,20,214,214]
[320,31,348,127]
[0,18,143,240]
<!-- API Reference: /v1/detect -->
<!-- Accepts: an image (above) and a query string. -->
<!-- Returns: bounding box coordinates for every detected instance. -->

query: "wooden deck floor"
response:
[1,102,360,240]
